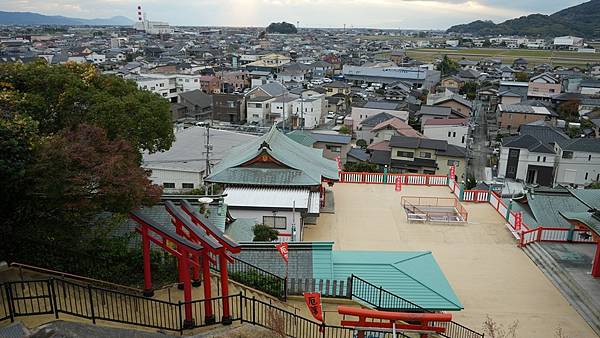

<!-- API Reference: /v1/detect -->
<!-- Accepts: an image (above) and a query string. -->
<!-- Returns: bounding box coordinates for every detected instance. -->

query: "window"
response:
[326,145,342,152]
[537,156,540,162]
[543,156,546,162]
[163,182,175,189]
[461,136,465,144]
[419,152,432,158]
[589,155,592,161]
[182,183,194,189]
[159,83,164,87]
[263,216,286,229]
[447,160,460,167]
[562,151,573,159]
[396,151,414,158]
[252,114,259,118]
[585,172,589,180]
[448,131,451,137]
[452,132,456,137]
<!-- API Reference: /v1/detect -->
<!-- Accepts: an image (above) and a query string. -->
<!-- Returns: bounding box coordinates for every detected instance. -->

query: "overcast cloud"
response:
[1,0,587,29]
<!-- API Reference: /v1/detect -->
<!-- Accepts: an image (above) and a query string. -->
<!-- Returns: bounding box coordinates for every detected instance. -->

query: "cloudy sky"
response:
[2,0,588,29]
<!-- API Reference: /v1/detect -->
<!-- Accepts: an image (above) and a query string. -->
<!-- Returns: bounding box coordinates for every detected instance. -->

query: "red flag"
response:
[303,292,323,322]
[515,212,522,230]
[395,176,402,192]
[275,242,288,263]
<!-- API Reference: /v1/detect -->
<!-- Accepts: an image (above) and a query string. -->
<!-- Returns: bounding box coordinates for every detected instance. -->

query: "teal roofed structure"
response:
[309,244,462,311]
[206,125,339,186]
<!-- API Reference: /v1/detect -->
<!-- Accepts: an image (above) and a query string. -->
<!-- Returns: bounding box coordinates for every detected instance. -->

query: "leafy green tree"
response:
[557,100,580,121]
[515,72,529,82]
[356,139,368,149]
[460,81,478,100]
[253,224,280,241]
[437,55,459,76]
[344,162,381,173]
[266,22,297,34]
[339,125,351,135]
[0,61,174,153]
[465,175,477,190]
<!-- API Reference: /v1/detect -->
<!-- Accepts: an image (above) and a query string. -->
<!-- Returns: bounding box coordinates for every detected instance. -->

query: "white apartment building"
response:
[86,52,106,64]
[246,97,276,125]
[290,95,326,129]
[422,118,468,147]
[130,75,180,102]
[497,135,557,186]
[554,139,600,187]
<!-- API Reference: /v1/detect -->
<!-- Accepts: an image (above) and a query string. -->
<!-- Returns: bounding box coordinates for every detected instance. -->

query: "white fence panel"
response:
[540,229,569,242]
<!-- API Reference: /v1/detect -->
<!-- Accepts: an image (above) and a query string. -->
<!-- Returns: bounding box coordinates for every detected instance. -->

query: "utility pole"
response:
[204,125,212,178]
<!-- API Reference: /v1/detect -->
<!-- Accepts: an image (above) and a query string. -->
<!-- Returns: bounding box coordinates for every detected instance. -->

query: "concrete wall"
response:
[554,149,600,187]
[228,209,303,242]
[423,125,468,147]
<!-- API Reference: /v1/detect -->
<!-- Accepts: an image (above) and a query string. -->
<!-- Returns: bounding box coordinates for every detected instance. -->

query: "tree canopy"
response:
[0,61,174,153]
[437,56,459,76]
[0,61,173,286]
[266,22,297,34]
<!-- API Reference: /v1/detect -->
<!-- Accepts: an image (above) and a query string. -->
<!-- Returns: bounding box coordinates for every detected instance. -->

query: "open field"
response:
[304,184,597,338]
[406,47,600,67]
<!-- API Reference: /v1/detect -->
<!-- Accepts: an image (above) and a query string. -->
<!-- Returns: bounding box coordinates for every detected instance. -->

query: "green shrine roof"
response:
[206,126,338,186]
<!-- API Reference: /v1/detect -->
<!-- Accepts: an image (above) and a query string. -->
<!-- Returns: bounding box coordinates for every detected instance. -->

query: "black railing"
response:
[0,278,408,337]
[350,275,484,338]
[209,254,287,300]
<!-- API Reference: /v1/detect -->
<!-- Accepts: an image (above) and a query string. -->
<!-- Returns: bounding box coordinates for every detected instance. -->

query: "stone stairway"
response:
[522,242,600,335]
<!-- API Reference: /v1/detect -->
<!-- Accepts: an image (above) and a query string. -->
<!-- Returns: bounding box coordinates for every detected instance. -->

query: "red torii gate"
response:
[180,199,242,324]
[337,305,452,338]
[164,201,234,324]
[130,210,203,328]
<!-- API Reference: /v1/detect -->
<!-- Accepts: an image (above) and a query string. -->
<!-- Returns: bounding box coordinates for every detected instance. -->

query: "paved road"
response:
[467,99,489,180]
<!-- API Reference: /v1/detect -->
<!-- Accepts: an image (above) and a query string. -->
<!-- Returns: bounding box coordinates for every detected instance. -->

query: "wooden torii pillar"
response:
[131,211,202,329]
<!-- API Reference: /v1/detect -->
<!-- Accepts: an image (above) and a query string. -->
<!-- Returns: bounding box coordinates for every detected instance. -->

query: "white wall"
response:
[581,87,600,95]
[554,150,600,187]
[146,168,203,193]
[228,209,303,242]
[351,107,409,131]
[291,96,326,129]
[246,98,274,125]
[497,147,556,181]
[423,125,468,147]
[176,75,202,92]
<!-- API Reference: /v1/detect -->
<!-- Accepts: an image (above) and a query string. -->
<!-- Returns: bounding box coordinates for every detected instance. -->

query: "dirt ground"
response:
[303,183,598,338]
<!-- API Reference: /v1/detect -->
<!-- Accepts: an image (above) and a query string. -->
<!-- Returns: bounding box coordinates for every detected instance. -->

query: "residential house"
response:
[555,138,600,187]
[199,75,221,94]
[179,90,213,120]
[143,128,257,193]
[499,81,529,100]
[310,60,333,78]
[342,65,441,90]
[580,80,600,95]
[370,118,423,144]
[497,103,557,134]
[422,118,468,147]
[416,105,467,130]
[527,73,561,100]
[429,94,473,116]
[388,136,466,178]
[290,95,327,129]
[212,93,245,123]
[287,130,352,163]
[351,101,409,131]
[439,76,465,90]
[323,81,351,97]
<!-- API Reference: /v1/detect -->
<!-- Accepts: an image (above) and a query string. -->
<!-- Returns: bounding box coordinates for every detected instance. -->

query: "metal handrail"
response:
[350,274,484,338]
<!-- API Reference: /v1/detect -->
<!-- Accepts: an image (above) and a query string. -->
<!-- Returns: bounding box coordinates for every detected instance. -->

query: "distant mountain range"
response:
[447,0,600,38]
[0,11,133,26]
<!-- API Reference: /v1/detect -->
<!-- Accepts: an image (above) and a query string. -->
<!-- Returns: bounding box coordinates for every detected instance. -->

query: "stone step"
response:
[523,243,600,335]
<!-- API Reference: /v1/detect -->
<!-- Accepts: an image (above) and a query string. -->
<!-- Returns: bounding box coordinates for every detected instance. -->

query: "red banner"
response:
[275,242,289,263]
[303,292,323,322]
[336,156,342,171]
[515,212,522,230]
[450,165,456,179]
[395,176,402,192]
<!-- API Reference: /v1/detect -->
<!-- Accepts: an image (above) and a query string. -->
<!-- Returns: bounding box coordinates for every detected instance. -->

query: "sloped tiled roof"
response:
[371,117,423,137]
[206,126,338,186]
[331,251,463,310]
